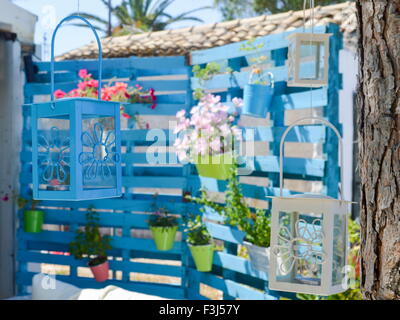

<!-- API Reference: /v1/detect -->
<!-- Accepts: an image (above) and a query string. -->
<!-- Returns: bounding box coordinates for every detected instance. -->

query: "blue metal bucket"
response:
[242,84,274,118]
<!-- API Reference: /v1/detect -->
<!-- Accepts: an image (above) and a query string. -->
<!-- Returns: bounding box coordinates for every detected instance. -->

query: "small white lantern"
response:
[268,117,352,296]
[287,33,332,87]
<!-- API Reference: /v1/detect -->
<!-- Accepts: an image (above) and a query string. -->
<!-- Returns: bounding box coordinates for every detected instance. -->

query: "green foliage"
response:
[192,62,221,82]
[240,38,270,85]
[184,214,212,246]
[17,196,40,211]
[213,0,256,20]
[187,162,271,248]
[70,0,209,36]
[69,206,112,266]
[148,208,178,228]
[192,63,234,99]
[214,0,349,20]
[253,0,349,14]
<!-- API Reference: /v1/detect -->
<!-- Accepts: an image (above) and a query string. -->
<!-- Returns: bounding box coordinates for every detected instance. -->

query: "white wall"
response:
[0,0,36,298]
[339,49,358,203]
[0,38,24,299]
[0,0,37,44]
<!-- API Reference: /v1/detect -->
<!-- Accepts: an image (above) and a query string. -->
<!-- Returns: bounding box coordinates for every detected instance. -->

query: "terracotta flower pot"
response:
[89,259,109,282]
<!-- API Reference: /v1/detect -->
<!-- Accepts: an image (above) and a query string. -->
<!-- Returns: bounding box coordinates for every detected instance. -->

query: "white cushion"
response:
[32,273,81,300]
[76,285,167,300]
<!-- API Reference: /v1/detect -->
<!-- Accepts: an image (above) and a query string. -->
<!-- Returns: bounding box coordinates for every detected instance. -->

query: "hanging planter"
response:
[69,207,112,282]
[268,117,352,296]
[150,226,178,251]
[18,197,44,233]
[88,257,109,282]
[194,152,235,180]
[174,94,242,181]
[148,208,178,251]
[244,242,270,273]
[242,72,275,118]
[189,244,214,272]
[23,210,44,233]
[29,15,122,201]
[185,215,214,272]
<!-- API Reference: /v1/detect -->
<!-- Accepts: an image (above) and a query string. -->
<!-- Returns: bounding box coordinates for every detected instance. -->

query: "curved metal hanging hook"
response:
[50,15,103,107]
[279,116,344,200]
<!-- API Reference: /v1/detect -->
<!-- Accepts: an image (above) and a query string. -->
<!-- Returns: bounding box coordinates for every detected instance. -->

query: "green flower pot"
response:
[150,226,178,251]
[23,210,44,233]
[189,243,214,272]
[195,153,234,180]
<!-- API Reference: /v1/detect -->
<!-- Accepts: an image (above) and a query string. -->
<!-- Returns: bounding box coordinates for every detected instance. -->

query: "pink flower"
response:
[210,138,222,152]
[78,69,91,79]
[1,194,9,201]
[115,82,128,92]
[86,79,98,88]
[54,89,66,99]
[176,110,186,119]
[68,89,82,97]
[50,179,59,186]
[174,118,190,134]
[78,81,88,90]
[232,97,244,107]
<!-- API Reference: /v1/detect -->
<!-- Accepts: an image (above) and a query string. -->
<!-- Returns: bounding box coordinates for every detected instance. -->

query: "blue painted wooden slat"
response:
[205,222,245,244]
[190,25,326,65]
[214,252,267,281]
[18,230,182,254]
[34,56,187,72]
[18,251,182,278]
[33,67,189,83]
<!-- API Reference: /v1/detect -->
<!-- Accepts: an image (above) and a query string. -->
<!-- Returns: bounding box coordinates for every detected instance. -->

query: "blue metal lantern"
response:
[30,15,122,200]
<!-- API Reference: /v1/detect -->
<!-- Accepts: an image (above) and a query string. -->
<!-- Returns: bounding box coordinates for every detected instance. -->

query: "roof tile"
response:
[57,1,356,61]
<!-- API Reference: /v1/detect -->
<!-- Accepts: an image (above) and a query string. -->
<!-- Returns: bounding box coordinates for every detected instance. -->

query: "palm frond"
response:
[68,23,107,34]
[69,12,109,25]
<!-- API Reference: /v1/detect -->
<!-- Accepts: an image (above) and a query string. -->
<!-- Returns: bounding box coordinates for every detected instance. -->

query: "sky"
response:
[11,0,222,59]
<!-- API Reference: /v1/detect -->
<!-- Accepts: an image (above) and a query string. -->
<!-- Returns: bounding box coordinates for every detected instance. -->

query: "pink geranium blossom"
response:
[54,69,157,119]
[54,89,66,99]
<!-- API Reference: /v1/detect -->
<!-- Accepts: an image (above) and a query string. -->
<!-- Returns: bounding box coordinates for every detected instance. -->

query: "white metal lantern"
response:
[268,117,352,296]
[287,32,332,87]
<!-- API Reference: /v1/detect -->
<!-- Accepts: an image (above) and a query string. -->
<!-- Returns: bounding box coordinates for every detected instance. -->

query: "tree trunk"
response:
[356,0,400,299]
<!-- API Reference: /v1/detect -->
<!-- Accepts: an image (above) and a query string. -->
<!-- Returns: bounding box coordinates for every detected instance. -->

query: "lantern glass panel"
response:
[275,211,325,286]
[332,213,347,285]
[299,40,326,81]
[80,115,118,190]
[37,116,71,191]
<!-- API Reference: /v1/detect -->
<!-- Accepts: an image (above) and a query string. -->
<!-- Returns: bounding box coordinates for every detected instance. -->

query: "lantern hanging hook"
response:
[50,15,103,109]
[279,116,344,202]
[303,0,316,117]
[302,0,315,34]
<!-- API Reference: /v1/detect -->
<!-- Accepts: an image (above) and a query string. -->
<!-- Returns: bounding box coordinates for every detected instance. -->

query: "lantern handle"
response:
[279,116,344,201]
[50,15,102,104]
